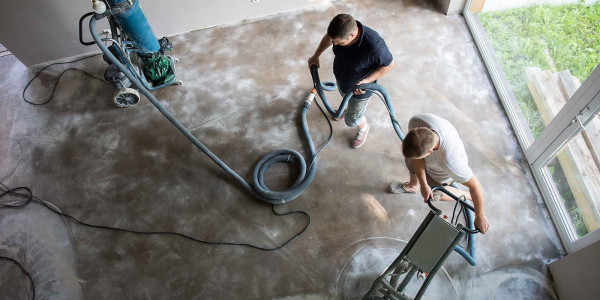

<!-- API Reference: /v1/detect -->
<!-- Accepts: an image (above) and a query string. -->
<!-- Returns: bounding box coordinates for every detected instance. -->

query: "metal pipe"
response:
[397,265,417,293]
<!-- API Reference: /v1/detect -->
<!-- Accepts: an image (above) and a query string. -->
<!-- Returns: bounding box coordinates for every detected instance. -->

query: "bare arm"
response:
[462,175,489,234]
[355,59,395,94]
[358,59,395,84]
[413,158,433,202]
[308,34,333,69]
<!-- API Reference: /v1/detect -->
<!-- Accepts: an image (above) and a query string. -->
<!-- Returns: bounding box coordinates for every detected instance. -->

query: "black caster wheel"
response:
[113,88,140,108]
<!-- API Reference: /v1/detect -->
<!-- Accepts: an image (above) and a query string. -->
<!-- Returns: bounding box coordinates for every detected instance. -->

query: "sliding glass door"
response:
[463,0,600,252]
[530,67,600,252]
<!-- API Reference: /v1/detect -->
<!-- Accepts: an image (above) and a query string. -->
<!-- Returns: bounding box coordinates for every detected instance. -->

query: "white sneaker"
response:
[352,122,370,149]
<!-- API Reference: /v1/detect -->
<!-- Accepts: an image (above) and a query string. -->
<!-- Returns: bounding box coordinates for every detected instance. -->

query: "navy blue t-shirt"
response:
[332,21,393,94]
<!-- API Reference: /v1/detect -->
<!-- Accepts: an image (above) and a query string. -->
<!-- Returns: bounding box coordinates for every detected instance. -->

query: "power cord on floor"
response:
[0,178,315,299]
[14,53,340,251]
[0,256,34,300]
[0,182,312,251]
[11,53,338,299]
[22,54,107,105]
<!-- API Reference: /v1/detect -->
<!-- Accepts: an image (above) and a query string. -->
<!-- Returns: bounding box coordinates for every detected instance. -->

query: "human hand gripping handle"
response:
[421,184,433,204]
[474,214,489,234]
[353,61,395,95]
[426,187,482,234]
[308,34,332,69]
[354,78,371,95]
[308,55,320,69]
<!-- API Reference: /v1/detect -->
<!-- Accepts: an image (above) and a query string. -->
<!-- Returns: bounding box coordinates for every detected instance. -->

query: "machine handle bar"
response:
[79,12,97,46]
[427,186,480,234]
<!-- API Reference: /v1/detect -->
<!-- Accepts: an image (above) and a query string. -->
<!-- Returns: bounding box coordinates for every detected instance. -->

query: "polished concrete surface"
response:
[0,0,563,299]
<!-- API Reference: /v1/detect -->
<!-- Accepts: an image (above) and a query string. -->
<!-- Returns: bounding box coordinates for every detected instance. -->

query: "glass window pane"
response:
[544,118,600,239]
[475,1,600,138]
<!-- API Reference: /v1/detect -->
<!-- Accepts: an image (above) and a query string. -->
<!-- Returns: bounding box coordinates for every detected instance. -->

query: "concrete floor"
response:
[0,0,564,299]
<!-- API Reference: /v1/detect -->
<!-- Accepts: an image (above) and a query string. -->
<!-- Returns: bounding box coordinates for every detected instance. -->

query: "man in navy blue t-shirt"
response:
[308,14,394,148]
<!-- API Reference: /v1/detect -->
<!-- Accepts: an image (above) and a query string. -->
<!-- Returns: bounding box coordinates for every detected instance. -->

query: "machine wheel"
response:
[172,57,179,64]
[113,88,140,108]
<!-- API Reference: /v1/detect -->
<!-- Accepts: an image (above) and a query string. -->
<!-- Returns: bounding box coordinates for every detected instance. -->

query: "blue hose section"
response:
[106,0,160,53]
[449,182,477,266]
[466,208,476,263]
[453,245,476,266]
[91,17,316,204]
[310,65,405,141]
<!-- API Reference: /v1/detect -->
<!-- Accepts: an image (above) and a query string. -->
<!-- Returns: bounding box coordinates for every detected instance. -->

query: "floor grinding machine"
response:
[363,187,480,300]
[79,0,181,108]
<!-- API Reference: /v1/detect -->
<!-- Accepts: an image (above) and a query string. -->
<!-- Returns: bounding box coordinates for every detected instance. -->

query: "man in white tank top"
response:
[389,113,490,233]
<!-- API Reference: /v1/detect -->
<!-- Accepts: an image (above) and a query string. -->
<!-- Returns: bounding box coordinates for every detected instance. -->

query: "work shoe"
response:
[352,122,370,149]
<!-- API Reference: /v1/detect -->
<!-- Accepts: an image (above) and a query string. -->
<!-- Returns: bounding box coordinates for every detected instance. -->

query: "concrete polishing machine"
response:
[79,0,181,108]
[362,187,481,300]
[78,1,481,299]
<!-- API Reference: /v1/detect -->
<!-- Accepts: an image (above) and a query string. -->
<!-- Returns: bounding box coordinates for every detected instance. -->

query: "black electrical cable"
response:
[0,182,312,252]
[0,256,34,300]
[450,195,470,248]
[451,199,458,224]
[0,93,333,250]
[11,49,338,298]
[0,115,326,297]
[8,93,329,251]
[15,52,339,252]
[22,54,107,105]
[0,104,328,300]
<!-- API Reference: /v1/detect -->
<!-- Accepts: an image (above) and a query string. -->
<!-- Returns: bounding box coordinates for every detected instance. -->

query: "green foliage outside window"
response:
[480,1,600,237]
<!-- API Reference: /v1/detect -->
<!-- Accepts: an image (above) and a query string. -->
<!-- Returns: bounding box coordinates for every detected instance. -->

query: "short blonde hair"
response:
[402,127,436,158]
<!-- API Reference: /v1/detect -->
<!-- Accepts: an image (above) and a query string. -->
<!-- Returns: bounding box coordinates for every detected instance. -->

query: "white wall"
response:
[436,0,467,15]
[549,239,600,300]
[0,0,329,67]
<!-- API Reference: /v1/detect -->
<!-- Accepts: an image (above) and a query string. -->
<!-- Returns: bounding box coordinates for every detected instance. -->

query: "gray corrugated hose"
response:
[90,16,318,204]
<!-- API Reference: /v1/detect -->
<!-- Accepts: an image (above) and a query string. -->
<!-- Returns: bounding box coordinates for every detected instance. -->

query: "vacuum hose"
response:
[90,16,317,204]
[309,65,405,141]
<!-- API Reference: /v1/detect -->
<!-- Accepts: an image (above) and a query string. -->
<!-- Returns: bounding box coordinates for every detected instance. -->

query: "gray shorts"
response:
[339,87,372,128]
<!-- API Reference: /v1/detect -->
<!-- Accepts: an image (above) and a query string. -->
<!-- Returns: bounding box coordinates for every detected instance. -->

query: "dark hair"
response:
[402,128,436,158]
[327,14,357,40]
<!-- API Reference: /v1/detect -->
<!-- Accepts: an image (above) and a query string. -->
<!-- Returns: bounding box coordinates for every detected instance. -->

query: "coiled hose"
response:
[90,16,318,204]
